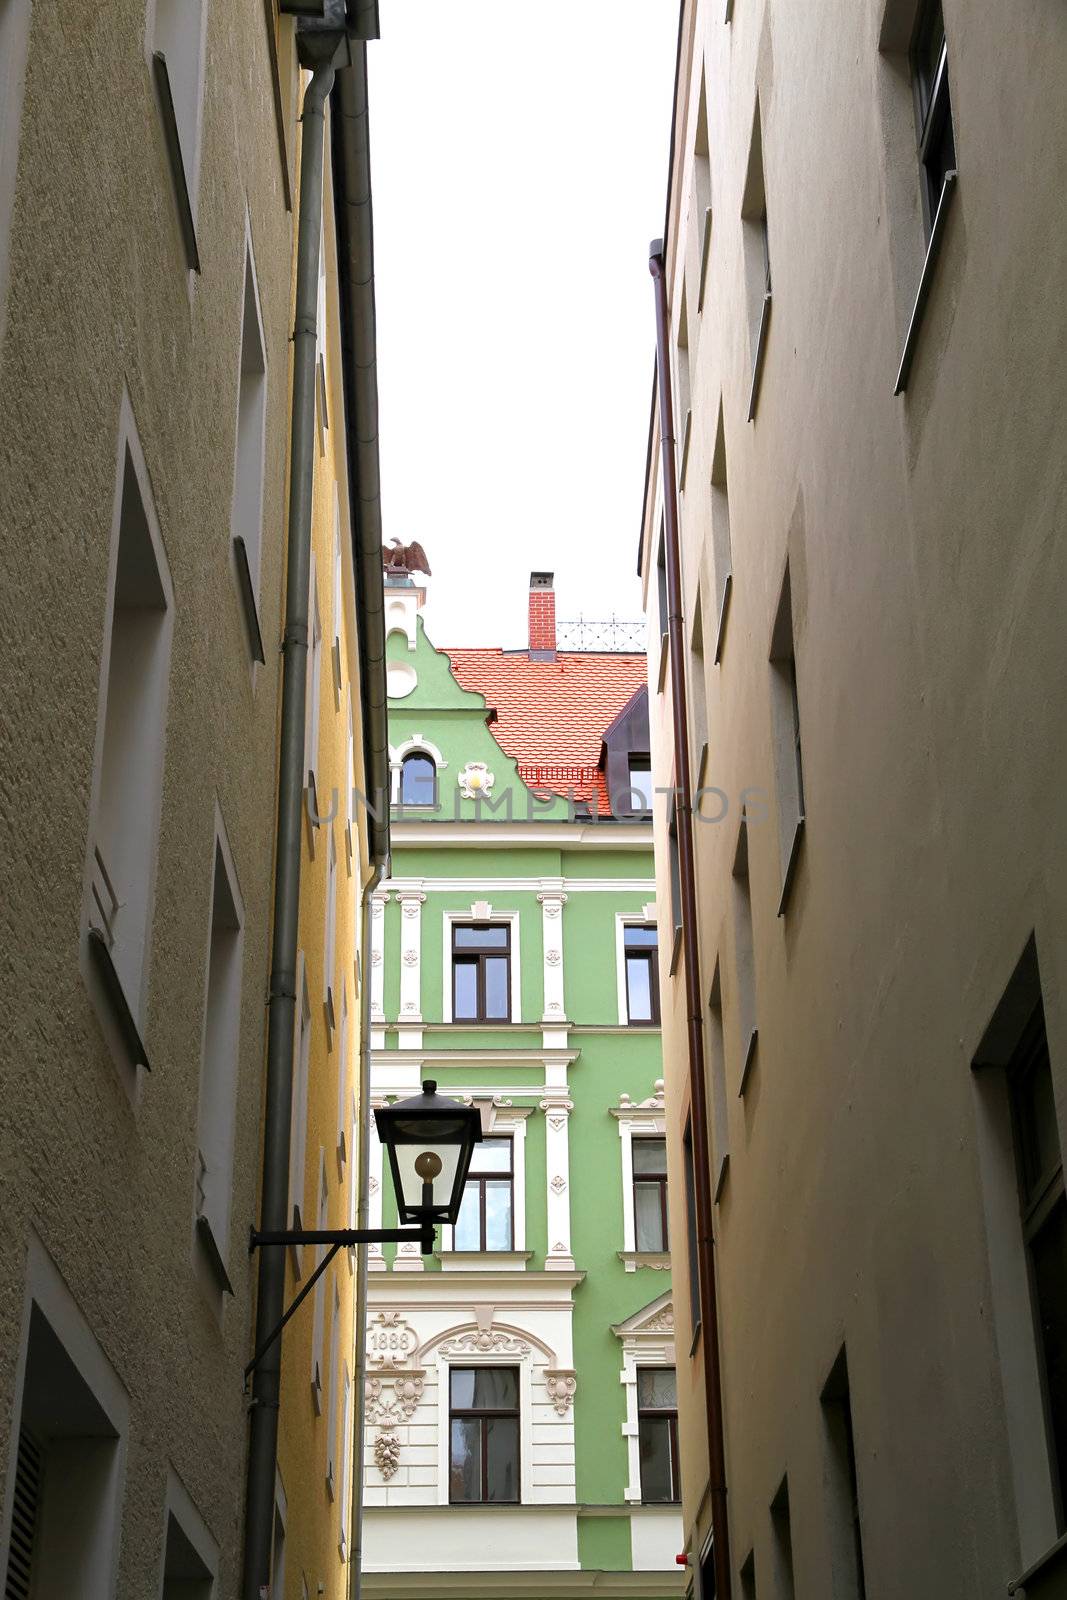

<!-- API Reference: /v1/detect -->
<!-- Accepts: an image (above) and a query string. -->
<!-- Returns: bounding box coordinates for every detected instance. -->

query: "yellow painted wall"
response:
[273,43,373,1600]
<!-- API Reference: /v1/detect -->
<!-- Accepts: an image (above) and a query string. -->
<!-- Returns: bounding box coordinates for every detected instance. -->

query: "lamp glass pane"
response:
[393,1141,462,1215]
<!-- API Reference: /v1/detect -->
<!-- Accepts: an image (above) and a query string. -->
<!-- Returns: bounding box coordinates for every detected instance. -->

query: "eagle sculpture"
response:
[384,539,431,577]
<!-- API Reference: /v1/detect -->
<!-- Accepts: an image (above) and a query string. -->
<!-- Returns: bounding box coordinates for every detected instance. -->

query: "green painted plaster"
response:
[577,1515,632,1572]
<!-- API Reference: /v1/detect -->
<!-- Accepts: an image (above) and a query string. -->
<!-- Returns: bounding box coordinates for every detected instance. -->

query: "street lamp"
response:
[246,1079,480,1382]
[375,1079,482,1232]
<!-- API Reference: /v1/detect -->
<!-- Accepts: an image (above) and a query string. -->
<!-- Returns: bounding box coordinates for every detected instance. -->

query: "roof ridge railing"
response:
[556,618,646,653]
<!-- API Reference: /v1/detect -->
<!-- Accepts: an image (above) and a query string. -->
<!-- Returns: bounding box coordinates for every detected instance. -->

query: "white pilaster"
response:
[540,1093,575,1271]
[370,889,389,1049]
[538,885,568,1025]
[396,886,426,1049]
[368,1097,386,1272]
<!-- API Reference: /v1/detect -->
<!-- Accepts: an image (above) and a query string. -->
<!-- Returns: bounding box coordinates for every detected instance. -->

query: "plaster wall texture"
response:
[0,2,348,1595]
[641,0,1067,1596]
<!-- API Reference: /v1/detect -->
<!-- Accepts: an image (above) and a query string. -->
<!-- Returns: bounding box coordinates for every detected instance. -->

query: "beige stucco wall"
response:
[0,1,299,1595]
[642,1,1067,1596]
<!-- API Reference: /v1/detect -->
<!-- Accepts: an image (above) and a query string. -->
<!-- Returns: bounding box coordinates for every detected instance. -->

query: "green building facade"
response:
[360,574,685,1599]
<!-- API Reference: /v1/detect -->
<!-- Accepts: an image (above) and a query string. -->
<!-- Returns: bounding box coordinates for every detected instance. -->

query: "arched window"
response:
[400,752,436,807]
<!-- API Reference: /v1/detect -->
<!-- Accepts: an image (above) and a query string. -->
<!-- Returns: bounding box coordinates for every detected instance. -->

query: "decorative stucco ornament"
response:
[458,761,495,800]
[374,1430,401,1481]
[394,1374,425,1418]
[550,1175,567,1194]
[544,1370,577,1417]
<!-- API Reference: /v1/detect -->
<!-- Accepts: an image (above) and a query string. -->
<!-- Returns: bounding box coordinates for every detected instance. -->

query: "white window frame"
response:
[0,1233,130,1597]
[611,1293,677,1504]
[389,735,448,807]
[311,1150,328,1413]
[440,1107,530,1259]
[442,910,521,1025]
[147,0,208,228]
[433,1346,534,1508]
[0,0,32,353]
[158,1469,219,1599]
[615,910,659,1026]
[193,804,245,1285]
[81,391,175,1057]
[612,1090,669,1267]
[324,824,338,1029]
[288,956,311,1273]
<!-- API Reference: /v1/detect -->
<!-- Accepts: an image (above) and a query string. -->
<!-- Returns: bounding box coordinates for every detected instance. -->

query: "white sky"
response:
[368,2,680,648]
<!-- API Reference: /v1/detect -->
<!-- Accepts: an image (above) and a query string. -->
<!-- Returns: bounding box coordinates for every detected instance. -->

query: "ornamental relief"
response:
[544,1369,577,1417]
[458,762,495,800]
[367,1311,418,1369]
[439,1330,532,1356]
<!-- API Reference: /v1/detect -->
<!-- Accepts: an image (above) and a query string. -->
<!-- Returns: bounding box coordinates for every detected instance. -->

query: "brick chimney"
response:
[528,571,556,660]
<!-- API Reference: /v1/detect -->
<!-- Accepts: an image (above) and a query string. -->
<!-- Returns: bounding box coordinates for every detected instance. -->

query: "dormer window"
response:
[400,752,436,808]
[627,755,653,814]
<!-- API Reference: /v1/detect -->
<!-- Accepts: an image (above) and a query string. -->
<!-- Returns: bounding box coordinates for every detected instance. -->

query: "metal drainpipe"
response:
[241,48,341,1600]
[348,858,381,1600]
[649,241,732,1600]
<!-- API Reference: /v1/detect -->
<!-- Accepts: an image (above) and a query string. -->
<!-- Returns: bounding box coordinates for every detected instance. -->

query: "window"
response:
[822,1349,867,1600]
[739,1551,757,1600]
[231,241,267,663]
[326,1281,340,1495]
[324,826,337,1027]
[449,1367,520,1504]
[345,686,355,867]
[1009,1001,1067,1525]
[151,0,207,268]
[911,0,956,239]
[770,563,805,915]
[710,401,733,661]
[336,979,348,1172]
[637,1368,679,1502]
[693,67,712,310]
[85,416,174,1071]
[288,962,311,1236]
[741,98,772,420]
[669,804,683,963]
[339,1364,352,1557]
[633,1137,669,1252]
[732,821,758,1094]
[707,963,730,1198]
[0,0,32,351]
[624,925,660,1025]
[161,1501,215,1600]
[656,525,669,688]
[627,755,653,814]
[452,923,511,1022]
[270,1486,286,1600]
[771,1476,797,1600]
[400,752,437,808]
[683,1119,701,1341]
[453,1137,514,1251]
[3,1257,128,1600]
[194,826,244,1289]
[305,560,322,791]
[311,1154,328,1412]
[689,594,708,777]
[331,496,343,701]
[675,285,692,488]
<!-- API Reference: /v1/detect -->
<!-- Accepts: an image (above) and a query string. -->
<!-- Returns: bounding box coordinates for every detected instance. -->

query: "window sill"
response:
[151,52,200,273]
[894,169,958,395]
[738,1026,759,1097]
[777,814,805,918]
[86,928,151,1072]
[618,1251,671,1273]
[233,536,265,664]
[195,1213,234,1296]
[1008,1531,1067,1595]
[746,290,772,421]
[713,572,732,665]
[437,1251,533,1273]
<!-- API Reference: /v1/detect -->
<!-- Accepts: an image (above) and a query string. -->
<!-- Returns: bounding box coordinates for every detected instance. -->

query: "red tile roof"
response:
[444,648,648,809]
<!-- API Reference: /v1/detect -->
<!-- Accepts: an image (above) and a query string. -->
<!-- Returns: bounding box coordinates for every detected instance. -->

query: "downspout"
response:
[328,42,388,1600]
[649,241,732,1600]
[242,30,347,1600]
